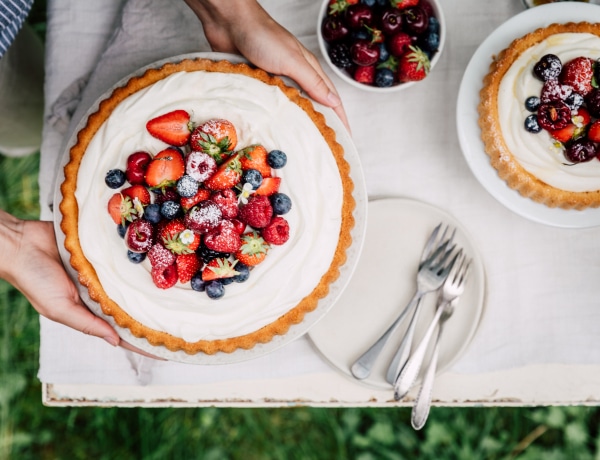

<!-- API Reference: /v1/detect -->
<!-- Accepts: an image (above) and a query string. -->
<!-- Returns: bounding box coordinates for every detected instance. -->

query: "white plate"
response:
[53,52,368,365]
[308,198,486,390]
[456,3,600,228]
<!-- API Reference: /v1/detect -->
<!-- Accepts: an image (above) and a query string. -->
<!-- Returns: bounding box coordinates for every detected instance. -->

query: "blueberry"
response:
[422,32,440,53]
[117,223,128,238]
[143,203,162,224]
[376,0,387,6]
[378,43,390,63]
[270,193,292,215]
[233,263,251,283]
[242,169,263,189]
[127,250,146,264]
[160,200,182,220]
[565,93,584,111]
[105,169,126,189]
[428,16,440,35]
[176,175,199,198]
[205,280,225,299]
[267,150,287,169]
[524,114,541,133]
[351,28,370,41]
[220,276,234,286]
[190,273,207,292]
[361,0,376,6]
[524,96,541,112]
[375,68,395,88]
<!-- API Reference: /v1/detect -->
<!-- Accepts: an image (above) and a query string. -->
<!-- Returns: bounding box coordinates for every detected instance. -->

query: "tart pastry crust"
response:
[59,58,355,354]
[478,22,600,210]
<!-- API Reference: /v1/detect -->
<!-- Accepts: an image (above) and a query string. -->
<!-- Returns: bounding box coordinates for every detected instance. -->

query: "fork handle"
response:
[385,297,423,384]
[411,323,444,430]
[350,292,420,380]
[394,303,445,400]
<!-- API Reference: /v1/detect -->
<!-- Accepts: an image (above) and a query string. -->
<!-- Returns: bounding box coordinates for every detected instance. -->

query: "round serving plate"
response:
[53,52,368,364]
[456,3,600,228]
[308,197,486,390]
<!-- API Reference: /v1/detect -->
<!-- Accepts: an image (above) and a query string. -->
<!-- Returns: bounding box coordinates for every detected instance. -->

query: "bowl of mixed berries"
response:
[318,0,445,91]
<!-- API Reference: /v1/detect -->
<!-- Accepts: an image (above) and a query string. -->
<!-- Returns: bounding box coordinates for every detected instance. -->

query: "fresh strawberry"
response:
[397,46,430,82]
[148,243,176,270]
[146,110,192,146]
[180,188,211,211]
[238,195,273,228]
[204,152,242,190]
[145,148,185,188]
[388,32,412,57]
[201,257,240,281]
[234,231,270,266]
[254,177,281,196]
[239,145,272,178]
[204,220,242,253]
[261,217,290,246]
[354,65,376,85]
[390,0,419,9]
[328,0,359,15]
[121,184,151,205]
[107,193,141,225]
[160,219,200,254]
[588,120,600,142]
[210,189,238,219]
[190,119,238,161]
[176,253,201,284]
[550,124,577,143]
[559,57,594,96]
[151,264,178,289]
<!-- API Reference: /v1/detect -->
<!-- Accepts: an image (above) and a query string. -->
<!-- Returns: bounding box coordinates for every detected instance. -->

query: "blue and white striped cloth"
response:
[0,0,34,58]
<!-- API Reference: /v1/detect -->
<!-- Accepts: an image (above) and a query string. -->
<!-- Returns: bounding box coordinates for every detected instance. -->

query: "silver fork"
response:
[393,252,470,401]
[384,224,456,384]
[350,235,458,380]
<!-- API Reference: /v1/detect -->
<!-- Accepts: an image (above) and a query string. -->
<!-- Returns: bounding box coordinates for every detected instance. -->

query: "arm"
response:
[183,0,350,130]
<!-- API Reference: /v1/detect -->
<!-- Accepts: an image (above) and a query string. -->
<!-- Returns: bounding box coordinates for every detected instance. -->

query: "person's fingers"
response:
[43,299,121,347]
[120,340,167,360]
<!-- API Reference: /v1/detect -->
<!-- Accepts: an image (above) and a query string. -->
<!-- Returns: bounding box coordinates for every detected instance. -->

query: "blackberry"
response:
[197,245,230,264]
[328,43,352,69]
[533,54,562,81]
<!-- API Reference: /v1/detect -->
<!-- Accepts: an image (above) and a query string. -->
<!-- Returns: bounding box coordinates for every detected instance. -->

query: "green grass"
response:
[1,2,600,458]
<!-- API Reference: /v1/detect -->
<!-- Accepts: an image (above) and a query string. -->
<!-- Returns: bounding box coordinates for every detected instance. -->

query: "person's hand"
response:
[183,0,350,131]
[0,210,121,346]
[0,210,163,359]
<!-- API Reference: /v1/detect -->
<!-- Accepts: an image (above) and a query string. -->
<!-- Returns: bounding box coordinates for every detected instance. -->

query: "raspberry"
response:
[151,264,178,289]
[184,201,222,233]
[210,189,238,219]
[540,80,572,104]
[148,243,176,269]
[238,195,273,229]
[262,217,290,246]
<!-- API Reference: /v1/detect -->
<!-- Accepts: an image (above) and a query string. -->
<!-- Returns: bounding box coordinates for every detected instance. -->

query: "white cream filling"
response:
[75,70,344,342]
[498,32,600,192]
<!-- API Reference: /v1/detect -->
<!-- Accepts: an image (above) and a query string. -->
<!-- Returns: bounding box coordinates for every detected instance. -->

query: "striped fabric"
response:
[0,0,34,58]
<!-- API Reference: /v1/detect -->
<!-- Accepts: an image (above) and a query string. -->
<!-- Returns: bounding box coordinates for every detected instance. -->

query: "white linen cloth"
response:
[38,0,600,386]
